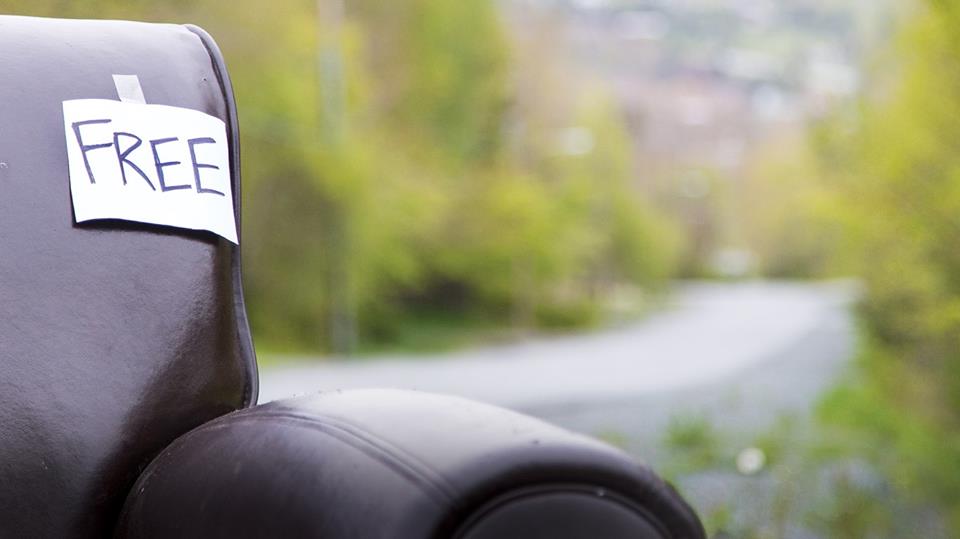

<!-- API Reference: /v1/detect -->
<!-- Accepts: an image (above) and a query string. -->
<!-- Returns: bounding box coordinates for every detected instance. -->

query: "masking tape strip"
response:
[112,74,146,105]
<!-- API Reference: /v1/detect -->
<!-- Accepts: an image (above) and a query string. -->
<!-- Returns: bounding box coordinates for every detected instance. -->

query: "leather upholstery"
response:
[0,16,256,538]
[115,390,705,539]
[1,15,705,539]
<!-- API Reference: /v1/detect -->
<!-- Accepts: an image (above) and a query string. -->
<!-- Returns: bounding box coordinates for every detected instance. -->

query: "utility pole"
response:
[317,0,346,144]
[316,0,356,356]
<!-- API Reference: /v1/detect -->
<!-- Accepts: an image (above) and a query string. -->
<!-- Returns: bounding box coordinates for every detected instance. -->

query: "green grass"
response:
[256,287,667,364]
[355,311,521,356]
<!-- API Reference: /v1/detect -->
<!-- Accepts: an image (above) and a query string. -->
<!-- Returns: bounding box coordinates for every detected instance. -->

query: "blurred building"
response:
[503,0,889,275]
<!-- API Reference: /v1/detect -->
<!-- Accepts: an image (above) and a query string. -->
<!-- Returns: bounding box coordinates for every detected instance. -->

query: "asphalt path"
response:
[259,281,857,432]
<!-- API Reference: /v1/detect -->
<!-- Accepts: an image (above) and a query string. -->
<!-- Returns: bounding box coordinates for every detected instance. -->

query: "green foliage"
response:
[784,1,960,533]
[740,132,849,278]
[722,1,960,532]
[663,414,723,473]
[2,0,679,353]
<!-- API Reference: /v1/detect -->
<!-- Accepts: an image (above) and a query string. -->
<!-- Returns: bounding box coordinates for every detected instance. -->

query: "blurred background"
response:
[8,0,960,536]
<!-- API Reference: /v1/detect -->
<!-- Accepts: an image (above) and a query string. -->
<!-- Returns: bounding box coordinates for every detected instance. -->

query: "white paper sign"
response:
[63,99,238,244]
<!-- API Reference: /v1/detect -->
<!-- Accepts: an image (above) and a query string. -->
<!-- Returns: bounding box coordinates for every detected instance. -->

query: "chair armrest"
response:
[115,389,705,539]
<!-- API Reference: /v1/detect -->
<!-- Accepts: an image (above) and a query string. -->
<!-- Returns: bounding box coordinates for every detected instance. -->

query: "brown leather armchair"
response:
[0,15,705,539]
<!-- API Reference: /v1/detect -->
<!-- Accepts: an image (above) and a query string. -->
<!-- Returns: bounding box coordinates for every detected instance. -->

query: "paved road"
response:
[260,281,856,415]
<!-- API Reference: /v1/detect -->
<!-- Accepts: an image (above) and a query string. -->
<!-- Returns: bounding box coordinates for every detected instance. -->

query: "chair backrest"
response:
[0,15,257,537]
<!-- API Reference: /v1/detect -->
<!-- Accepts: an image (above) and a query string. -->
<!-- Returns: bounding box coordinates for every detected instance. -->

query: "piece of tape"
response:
[112,74,146,105]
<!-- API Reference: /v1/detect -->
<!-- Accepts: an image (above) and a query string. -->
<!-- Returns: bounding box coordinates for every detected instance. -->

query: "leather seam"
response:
[229,412,458,505]
[183,24,259,408]
[449,483,675,539]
